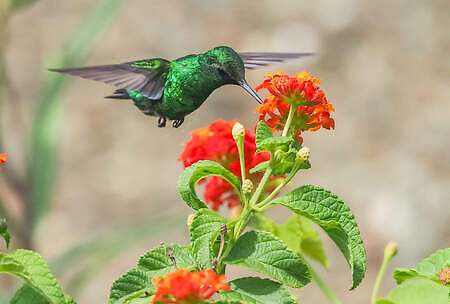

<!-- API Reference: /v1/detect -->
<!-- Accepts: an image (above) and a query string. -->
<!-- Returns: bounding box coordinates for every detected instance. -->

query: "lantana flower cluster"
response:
[0,153,7,171]
[179,119,273,210]
[255,71,335,143]
[151,269,230,303]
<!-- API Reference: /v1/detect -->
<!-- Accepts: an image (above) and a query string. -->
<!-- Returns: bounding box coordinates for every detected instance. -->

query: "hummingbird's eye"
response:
[218,68,233,82]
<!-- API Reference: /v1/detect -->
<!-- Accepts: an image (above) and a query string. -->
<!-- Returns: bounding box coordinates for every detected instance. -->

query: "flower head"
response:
[0,153,7,172]
[438,267,450,285]
[179,119,275,210]
[255,71,335,143]
[296,147,310,161]
[151,269,230,303]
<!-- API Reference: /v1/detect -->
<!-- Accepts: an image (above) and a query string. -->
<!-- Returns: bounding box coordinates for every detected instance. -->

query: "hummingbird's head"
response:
[204,46,263,104]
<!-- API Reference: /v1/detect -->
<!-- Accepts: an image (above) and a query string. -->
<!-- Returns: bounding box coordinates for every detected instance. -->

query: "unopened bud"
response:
[187,214,195,227]
[232,122,245,140]
[242,179,253,193]
[384,242,398,258]
[230,205,243,220]
[296,147,310,161]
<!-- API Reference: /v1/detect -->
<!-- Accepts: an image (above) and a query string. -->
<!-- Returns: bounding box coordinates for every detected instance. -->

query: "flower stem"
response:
[282,104,296,136]
[248,167,273,207]
[254,164,299,210]
[237,138,246,184]
[306,260,341,304]
[371,242,398,304]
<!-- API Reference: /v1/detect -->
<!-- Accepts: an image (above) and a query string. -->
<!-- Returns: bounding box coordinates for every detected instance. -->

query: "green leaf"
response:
[223,230,311,287]
[393,269,421,285]
[0,249,67,303]
[10,285,50,304]
[393,248,450,285]
[376,299,396,304]
[386,278,449,304]
[109,268,154,304]
[256,136,293,154]
[256,214,329,269]
[220,277,296,304]
[270,185,366,289]
[137,244,195,278]
[0,218,10,248]
[255,121,273,148]
[109,244,195,304]
[249,160,270,174]
[190,209,227,269]
[178,160,242,210]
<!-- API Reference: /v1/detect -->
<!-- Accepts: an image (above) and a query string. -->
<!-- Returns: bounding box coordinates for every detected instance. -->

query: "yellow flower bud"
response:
[384,242,398,258]
[232,122,245,140]
[242,179,253,193]
[187,214,195,228]
[296,147,310,161]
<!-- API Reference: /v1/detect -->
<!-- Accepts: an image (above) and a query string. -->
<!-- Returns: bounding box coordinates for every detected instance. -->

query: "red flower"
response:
[0,153,7,172]
[151,269,230,304]
[438,267,450,285]
[179,119,273,210]
[255,71,335,143]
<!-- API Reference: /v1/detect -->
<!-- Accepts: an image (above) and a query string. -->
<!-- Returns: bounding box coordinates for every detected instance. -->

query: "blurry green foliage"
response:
[10,0,37,11]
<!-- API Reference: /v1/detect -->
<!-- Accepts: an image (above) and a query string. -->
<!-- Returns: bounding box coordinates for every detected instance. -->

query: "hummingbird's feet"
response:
[157,117,167,128]
[172,118,184,128]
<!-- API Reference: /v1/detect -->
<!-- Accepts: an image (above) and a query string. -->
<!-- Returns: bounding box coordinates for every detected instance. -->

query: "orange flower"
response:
[438,267,450,285]
[152,269,230,303]
[0,153,7,172]
[255,71,335,143]
[179,119,274,210]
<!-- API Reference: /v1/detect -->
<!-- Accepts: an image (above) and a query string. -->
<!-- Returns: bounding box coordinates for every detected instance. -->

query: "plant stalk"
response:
[371,242,398,304]
[306,260,341,304]
[248,167,273,208]
[282,104,296,136]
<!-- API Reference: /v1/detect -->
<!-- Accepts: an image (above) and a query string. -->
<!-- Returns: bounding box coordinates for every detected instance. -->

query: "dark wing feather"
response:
[50,59,170,99]
[239,52,313,70]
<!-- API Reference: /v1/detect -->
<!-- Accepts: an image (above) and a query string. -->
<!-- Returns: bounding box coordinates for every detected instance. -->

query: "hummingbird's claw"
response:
[172,118,184,128]
[158,117,167,128]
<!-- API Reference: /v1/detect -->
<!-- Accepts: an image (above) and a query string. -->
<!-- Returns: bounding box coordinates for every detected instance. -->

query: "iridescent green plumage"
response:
[51,46,312,128]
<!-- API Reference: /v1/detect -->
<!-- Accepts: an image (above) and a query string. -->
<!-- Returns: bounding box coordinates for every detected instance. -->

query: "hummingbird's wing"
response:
[50,59,170,99]
[238,52,313,70]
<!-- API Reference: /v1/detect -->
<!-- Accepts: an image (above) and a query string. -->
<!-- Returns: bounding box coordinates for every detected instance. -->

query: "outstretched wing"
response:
[50,58,170,99]
[238,52,313,70]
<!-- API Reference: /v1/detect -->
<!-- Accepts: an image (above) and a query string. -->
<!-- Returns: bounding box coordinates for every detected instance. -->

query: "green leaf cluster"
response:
[0,249,74,303]
[255,214,329,269]
[252,121,309,176]
[377,248,450,304]
[393,248,450,285]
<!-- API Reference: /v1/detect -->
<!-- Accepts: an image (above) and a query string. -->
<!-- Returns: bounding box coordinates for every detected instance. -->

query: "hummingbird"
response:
[51,46,311,128]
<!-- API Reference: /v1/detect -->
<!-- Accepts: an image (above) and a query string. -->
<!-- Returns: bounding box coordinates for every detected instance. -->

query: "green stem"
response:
[282,104,296,136]
[306,260,341,304]
[371,243,397,304]
[254,163,299,210]
[248,167,273,207]
[237,138,246,183]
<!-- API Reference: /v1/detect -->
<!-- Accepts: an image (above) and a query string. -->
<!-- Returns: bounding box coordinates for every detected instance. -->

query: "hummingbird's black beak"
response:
[238,80,264,104]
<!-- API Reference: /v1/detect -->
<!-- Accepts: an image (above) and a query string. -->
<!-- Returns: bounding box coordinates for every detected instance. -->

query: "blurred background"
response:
[0,0,449,302]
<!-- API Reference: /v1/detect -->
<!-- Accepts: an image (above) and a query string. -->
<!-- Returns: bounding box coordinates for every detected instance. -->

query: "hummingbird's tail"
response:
[105,89,130,100]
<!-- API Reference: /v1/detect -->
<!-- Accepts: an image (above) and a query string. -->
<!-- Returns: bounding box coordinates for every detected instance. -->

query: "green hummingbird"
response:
[51,46,311,128]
